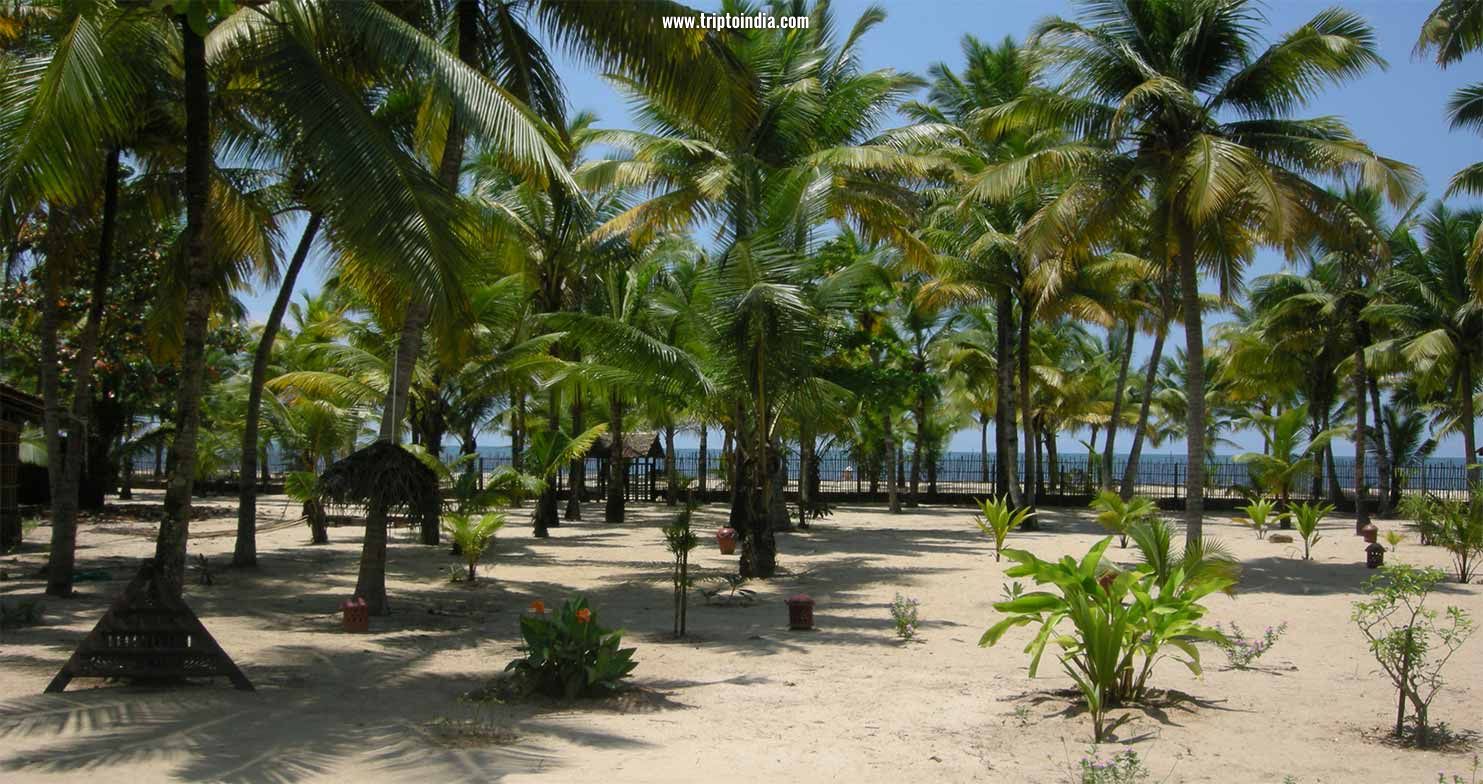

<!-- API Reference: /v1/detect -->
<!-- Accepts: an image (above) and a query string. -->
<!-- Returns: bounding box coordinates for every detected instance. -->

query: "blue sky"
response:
[241,0,1482,456]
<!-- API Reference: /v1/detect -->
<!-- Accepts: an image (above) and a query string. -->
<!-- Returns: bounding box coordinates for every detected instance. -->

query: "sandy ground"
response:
[1,492,1481,783]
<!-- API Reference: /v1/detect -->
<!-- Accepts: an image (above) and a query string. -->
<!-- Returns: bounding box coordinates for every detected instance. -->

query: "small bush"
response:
[1076,746,1151,783]
[442,511,507,583]
[890,593,920,640]
[0,599,44,629]
[1215,621,1287,670]
[974,495,1035,561]
[1433,492,1483,583]
[1288,502,1331,560]
[506,596,637,698]
[1238,499,1284,540]
[1090,491,1157,548]
[1352,564,1475,747]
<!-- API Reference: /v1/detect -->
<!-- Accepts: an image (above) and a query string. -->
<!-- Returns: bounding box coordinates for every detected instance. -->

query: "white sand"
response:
[1,493,1480,782]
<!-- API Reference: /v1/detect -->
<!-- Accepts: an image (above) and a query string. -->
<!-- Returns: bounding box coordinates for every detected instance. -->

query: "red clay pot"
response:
[715,527,738,555]
[341,597,369,633]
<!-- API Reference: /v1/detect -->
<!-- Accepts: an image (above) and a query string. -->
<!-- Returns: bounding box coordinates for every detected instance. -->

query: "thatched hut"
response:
[587,432,664,502]
[1,383,43,550]
[319,442,439,615]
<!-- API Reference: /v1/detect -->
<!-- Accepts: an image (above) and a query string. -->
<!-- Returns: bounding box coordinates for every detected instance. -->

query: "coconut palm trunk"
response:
[235,212,323,567]
[1368,375,1391,516]
[909,397,924,507]
[664,422,677,506]
[565,389,585,519]
[1176,223,1206,546]
[1461,352,1478,487]
[697,419,708,497]
[1018,294,1038,516]
[996,289,1024,506]
[1102,320,1135,489]
[605,391,624,523]
[155,21,214,597]
[1350,305,1371,530]
[1121,315,1168,501]
[44,148,120,597]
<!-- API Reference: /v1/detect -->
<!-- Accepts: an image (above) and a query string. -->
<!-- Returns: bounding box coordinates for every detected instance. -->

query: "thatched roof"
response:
[318,442,439,513]
[588,432,664,459]
[0,383,43,426]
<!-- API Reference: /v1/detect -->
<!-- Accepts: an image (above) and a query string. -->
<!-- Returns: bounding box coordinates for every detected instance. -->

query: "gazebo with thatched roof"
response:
[587,432,664,502]
[318,442,440,615]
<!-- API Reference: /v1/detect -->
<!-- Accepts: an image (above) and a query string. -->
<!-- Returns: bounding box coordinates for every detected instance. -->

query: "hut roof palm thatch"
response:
[319,442,440,513]
[589,432,664,460]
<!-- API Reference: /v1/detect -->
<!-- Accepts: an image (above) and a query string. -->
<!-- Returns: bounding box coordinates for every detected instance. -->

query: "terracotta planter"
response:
[341,597,369,633]
[785,594,815,630]
[1360,524,1378,544]
[715,527,738,555]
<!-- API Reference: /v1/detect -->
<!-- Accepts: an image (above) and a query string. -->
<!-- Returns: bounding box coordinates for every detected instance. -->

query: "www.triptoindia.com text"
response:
[661,13,810,30]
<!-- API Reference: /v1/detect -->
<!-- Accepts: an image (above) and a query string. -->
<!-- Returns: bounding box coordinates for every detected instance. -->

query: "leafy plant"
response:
[284,470,329,544]
[1215,621,1287,670]
[702,574,756,606]
[1384,530,1405,552]
[1090,491,1156,548]
[1399,493,1443,545]
[0,599,44,629]
[1353,565,1475,747]
[973,495,1035,561]
[1127,517,1240,593]
[980,538,1231,741]
[1431,491,1483,583]
[1288,502,1332,560]
[506,596,637,698]
[441,511,507,583]
[1238,498,1285,540]
[1076,745,1151,783]
[662,502,700,637]
[890,593,920,640]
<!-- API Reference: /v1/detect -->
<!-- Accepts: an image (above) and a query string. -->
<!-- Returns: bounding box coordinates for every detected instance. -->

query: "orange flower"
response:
[529,600,545,614]
[575,608,592,624]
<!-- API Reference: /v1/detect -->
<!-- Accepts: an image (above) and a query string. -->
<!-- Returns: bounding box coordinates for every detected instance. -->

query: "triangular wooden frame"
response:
[45,560,253,693]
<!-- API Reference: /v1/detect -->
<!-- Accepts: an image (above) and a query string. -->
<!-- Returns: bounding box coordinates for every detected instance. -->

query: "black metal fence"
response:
[133,448,1472,509]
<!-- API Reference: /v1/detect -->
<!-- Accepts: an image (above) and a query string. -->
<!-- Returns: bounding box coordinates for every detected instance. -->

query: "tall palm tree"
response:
[982,0,1417,544]
[587,0,929,575]
[1370,203,1483,484]
[1419,0,1483,275]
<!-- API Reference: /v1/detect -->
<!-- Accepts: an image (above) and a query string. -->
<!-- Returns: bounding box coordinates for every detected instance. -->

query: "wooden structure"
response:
[1,384,43,551]
[588,432,665,501]
[46,560,253,692]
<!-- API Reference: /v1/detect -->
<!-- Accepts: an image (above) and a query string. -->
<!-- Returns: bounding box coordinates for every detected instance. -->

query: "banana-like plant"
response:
[973,495,1035,562]
[1090,490,1156,548]
[980,537,1231,742]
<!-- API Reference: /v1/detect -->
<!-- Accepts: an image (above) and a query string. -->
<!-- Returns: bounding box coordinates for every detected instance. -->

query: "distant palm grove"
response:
[3,0,1482,609]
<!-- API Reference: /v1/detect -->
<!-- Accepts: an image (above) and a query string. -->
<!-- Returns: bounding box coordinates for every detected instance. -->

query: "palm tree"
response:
[986,0,1416,544]
[1235,404,1340,510]
[587,0,929,575]
[1419,0,1483,271]
[1370,203,1483,484]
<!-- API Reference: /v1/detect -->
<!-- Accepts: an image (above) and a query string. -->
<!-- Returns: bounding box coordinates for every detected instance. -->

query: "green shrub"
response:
[662,503,700,637]
[0,599,44,629]
[1238,499,1284,540]
[980,537,1231,741]
[1090,491,1156,548]
[890,593,920,640]
[973,495,1035,561]
[1077,746,1151,783]
[1431,491,1483,583]
[1127,517,1240,592]
[441,511,507,583]
[506,596,637,698]
[1352,564,1475,747]
[1288,502,1331,561]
